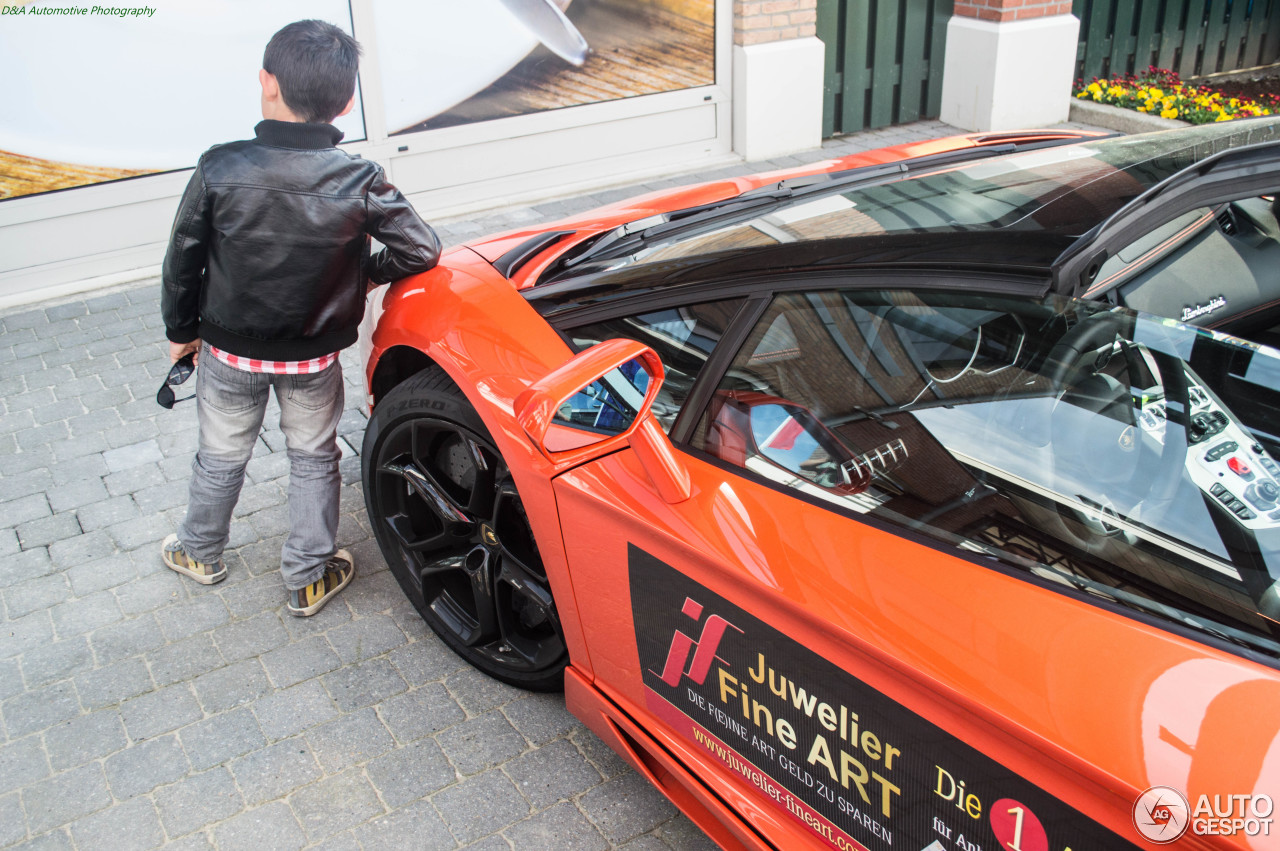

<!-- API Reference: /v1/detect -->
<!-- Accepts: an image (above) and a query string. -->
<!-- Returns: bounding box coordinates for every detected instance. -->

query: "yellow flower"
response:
[1150,87,1163,98]
[1161,107,1179,119]
[1087,82,1102,95]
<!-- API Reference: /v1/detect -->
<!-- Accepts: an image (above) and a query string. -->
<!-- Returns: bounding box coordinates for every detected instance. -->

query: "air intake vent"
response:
[1216,208,1237,236]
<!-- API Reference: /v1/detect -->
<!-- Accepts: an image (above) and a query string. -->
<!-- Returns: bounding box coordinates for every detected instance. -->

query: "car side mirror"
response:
[514,339,691,502]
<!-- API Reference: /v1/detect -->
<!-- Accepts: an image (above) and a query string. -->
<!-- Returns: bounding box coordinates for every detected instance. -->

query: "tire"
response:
[362,367,567,691]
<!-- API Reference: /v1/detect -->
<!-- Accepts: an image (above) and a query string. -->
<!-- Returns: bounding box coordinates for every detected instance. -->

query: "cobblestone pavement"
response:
[0,119,1104,850]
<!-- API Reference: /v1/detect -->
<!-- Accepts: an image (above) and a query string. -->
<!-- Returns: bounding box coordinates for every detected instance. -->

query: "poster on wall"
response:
[374,0,715,135]
[0,1,365,201]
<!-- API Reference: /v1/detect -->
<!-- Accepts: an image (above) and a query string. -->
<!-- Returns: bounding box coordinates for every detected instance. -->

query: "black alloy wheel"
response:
[362,368,567,691]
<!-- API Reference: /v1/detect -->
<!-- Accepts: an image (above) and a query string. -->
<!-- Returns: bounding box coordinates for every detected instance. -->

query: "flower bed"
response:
[1074,66,1277,124]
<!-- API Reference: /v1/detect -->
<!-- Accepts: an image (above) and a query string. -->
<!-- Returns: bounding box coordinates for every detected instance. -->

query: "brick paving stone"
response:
[66,551,136,596]
[290,768,385,843]
[506,738,605,810]
[341,567,404,615]
[573,727,632,780]
[4,573,70,620]
[4,680,80,738]
[154,766,244,838]
[88,613,165,664]
[114,570,186,616]
[102,439,164,473]
[385,634,466,687]
[104,734,190,799]
[579,772,678,845]
[73,656,154,709]
[49,589,124,638]
[503,692,582,746]
[0,468,54,503]
[22,762,112,835]
[0,492,51,527]
[0,445,54,477]
[192,658,271,713]
[16,513,82,550]
[213,610,291,662]
[433,769,530,846]
[47,529,113,569]
[0,610,53,661]
[148,633,227,688]
[436,711,527,778]
[0,791,25,848]
[230,738,322,806]
[363,737,455,809]
[325,613,407,663]
[220,571,287,620]
[179,707,266,772]
[305,707,396,773]
[0,658,19,701]
[321,657,407,713]
[506,802,610,851]
[48,454,109,486]
[252,679,338,742]
[0,529,17,559]
[213,800,308,851]
[154,594,230,641]
[19,636,93,689]
[0,735,50,795]
[259,634,342,689]
[49,431,111,464]
[120,684,202,741]
[0,547,55,588]
[444,666,523,716]
[75,494,141,531]
[376,682,465,745]
[107,514,171,551]
[353,799,455,851]
[46,476,110,513]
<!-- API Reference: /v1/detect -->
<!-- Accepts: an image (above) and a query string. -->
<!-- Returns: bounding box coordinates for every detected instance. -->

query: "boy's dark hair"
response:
[263,20,361,124]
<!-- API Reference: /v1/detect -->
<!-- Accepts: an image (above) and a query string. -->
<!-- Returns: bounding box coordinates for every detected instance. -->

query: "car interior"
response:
[1093,194,1280,346]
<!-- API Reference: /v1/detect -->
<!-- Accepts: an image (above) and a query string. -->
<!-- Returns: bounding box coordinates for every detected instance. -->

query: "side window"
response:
[565,298,745,432]
[691,288,1280,661]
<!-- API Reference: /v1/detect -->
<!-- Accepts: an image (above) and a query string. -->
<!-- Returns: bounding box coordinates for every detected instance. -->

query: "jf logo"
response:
[653,596,742,687]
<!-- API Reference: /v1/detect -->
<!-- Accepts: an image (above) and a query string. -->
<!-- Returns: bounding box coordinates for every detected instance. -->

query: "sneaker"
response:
[161,533,227,585]
[286,550,354,617]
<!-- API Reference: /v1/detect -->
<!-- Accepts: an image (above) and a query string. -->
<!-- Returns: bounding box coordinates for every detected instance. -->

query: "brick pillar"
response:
[732,1,824,159]
[940,0,1080,131]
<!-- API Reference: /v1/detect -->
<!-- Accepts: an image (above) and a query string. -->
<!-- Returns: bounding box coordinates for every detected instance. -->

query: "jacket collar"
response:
[254,120,344,150]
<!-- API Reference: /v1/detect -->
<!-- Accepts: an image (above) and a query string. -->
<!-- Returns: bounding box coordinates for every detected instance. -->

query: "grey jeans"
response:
[178,344,343,590]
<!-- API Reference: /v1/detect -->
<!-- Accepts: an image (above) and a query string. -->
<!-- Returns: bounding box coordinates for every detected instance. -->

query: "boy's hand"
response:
[170,340,200,367]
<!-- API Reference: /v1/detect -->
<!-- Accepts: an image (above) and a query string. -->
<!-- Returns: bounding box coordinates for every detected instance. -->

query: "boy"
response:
[160,19,440,615]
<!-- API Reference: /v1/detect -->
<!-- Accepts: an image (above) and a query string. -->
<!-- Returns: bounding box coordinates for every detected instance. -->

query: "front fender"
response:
[366,249,596,679]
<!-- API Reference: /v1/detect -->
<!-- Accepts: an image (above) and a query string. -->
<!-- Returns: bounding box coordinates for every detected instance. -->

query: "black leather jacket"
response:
[162,120,440,360]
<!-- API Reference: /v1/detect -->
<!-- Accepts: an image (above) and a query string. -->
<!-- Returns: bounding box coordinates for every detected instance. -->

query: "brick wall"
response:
[953,0,1074,23]
[734,0,817,46]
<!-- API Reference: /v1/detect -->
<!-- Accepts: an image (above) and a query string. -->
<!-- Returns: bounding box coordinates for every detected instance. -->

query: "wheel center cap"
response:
[479,523,499,549]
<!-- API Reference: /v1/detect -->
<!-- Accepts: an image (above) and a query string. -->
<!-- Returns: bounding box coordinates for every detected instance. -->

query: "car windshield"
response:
[692,290,1280,663]
[577,116,1280,274]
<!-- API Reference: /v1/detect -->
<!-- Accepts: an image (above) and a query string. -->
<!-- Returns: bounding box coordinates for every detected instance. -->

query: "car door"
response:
[549,282,1280,851]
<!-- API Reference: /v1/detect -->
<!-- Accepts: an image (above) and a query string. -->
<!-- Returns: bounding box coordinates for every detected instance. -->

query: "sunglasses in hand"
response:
[157,352,196,409]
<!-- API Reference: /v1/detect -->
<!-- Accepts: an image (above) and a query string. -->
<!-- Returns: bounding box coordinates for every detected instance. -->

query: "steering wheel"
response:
[1044,310,1128,393]
[1044,312,1190,552]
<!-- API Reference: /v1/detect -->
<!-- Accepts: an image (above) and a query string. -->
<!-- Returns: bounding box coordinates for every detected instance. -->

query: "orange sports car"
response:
[361,117,1280,850]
